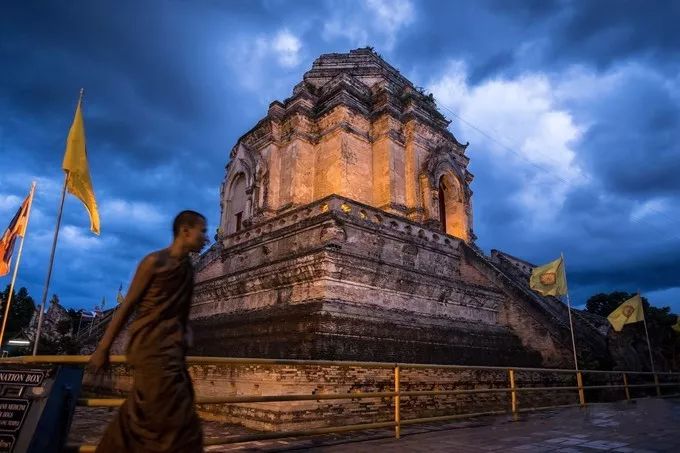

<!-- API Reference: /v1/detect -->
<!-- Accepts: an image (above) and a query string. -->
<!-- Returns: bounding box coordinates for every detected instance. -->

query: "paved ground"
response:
[69,398,680,452]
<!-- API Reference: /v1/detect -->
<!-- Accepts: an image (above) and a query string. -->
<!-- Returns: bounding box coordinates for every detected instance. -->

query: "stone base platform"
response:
[192,196,558,367]
[190,300,540,365]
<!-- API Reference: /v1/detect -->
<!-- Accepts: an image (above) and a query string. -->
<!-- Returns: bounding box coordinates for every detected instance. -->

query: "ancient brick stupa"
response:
[191,48,608,368]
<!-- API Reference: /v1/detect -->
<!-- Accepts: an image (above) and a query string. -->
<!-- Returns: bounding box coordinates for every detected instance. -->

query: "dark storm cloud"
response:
[551,0,680,69]
[578,87,680,198]
[389,3,516,81]
[391,0,680,87]
[486,0,564,20]
[528,174,680,305]
[387,0,563,85]
[467,50,516,85]
[1,2,204,118]
[466,154,526,230]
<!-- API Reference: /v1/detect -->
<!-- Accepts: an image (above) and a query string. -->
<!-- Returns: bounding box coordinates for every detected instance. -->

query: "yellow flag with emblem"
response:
[607,294,645,332]
[672,316,680,334]
[529,256,567,296]
[62,92,100,235]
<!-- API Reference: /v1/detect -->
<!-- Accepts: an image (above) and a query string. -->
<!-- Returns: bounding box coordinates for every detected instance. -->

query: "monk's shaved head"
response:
[173,210,206,237]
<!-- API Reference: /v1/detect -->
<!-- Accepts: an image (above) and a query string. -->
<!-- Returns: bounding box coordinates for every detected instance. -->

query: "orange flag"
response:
[0,192,32,276]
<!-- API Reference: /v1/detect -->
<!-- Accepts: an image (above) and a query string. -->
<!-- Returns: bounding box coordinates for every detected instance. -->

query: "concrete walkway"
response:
[204,398,680,452]
[70,398,680,452]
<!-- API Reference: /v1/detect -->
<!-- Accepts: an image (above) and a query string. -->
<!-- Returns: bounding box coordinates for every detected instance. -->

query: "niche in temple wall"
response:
[225,173,247,234]
[421,146,472,242]
[220,144,256,237]
[438,172,469,242]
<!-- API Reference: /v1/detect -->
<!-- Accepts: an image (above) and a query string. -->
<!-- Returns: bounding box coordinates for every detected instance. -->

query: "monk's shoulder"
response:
[139,250,165,272]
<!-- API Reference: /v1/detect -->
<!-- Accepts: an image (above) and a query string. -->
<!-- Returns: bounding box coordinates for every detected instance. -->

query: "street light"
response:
[7,339,30,346]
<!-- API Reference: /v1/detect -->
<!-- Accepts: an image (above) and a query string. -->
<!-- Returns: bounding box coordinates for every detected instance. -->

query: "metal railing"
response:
[2,355,679,452]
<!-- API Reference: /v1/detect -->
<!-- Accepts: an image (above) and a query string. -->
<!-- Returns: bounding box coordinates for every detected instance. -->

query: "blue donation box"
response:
[0,365,83,453]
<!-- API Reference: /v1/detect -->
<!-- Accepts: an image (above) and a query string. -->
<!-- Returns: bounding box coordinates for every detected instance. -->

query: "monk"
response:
[89,210,208,452]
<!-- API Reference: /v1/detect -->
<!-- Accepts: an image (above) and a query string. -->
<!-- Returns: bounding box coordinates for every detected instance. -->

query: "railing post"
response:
[622,372,630,400]
[576,371,586,406]
[508,368,517,416]
[394,364,400,439]
[654,373,661,397]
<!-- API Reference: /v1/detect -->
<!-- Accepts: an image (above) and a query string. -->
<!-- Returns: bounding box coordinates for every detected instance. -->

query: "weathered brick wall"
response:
[83,362,589,432]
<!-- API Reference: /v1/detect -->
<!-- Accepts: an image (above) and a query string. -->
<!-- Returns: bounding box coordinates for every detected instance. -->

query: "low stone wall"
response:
[81,361,607,432]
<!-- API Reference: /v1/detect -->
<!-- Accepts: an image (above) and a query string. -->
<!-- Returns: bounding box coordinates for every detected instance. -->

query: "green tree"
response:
[56,319,72,336]
[585,291,633,317]
[66,308,82,335]
[48,293,59,305]
[0,285,36,339]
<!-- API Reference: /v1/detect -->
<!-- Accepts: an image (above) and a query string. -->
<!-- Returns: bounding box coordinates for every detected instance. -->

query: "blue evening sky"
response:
[1,0,679,314]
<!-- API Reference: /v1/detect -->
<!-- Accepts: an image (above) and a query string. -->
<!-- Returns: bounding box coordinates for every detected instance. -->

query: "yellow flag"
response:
[529,256,567,296]
[672,316,680,334]
[62,93,100,235]
[607,294,645,332]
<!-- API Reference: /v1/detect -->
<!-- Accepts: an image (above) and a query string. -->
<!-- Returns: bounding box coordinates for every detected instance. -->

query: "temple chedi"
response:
[191,48,612,368]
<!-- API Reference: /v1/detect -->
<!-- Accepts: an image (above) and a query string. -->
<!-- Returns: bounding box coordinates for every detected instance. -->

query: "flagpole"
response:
[77,311,83,336]
[564,292,579,371]
[561,252,580,372]
[32,172,69,355]
[0,182,36,349]
[639,292,656,373]
[88,309,96,336]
